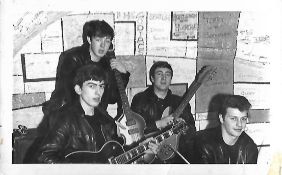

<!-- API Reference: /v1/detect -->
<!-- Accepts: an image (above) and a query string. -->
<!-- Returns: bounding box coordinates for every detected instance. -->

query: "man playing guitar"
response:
[33,64,159,163]
[131,61,196,163]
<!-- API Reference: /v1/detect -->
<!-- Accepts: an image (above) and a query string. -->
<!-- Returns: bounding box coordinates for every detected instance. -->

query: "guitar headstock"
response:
[195,65,217,84]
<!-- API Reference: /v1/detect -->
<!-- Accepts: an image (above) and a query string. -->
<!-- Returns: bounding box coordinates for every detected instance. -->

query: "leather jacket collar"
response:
[193,126,258,164]
[146,85,173,101]
[70,100,113,125]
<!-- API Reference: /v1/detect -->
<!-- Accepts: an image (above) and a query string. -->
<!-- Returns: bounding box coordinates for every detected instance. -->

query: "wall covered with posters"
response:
[12,11,271,164]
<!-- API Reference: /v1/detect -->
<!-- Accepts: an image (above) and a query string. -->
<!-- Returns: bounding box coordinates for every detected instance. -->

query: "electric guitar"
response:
[156,65,217,161]
[65,120,188,164]
[107,51,146,146]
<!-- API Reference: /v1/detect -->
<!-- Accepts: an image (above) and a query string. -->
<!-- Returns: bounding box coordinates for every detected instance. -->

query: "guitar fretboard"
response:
[173,66,214,119]
[114,69,131,116]
[172,80,201,119]
[112,122,185,164]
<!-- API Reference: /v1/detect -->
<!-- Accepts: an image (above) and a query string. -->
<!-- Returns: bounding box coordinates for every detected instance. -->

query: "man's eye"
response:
[241,117,248,121]
[89,84,96,88]
[230,117,236,121]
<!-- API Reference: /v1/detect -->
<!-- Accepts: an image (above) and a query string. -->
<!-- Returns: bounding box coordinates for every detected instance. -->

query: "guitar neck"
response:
[113,142,150,164]
[112,123,183,164]
[172,80,202,119]
[113,69,131,114]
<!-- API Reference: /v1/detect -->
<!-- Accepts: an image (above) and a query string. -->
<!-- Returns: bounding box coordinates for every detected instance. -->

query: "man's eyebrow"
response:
[87,82,104,85]
[229,115,248,118]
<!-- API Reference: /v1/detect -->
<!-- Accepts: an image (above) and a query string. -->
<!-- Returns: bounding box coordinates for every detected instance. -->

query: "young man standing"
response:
[192,95,258,164]
[34,64,158,163]
[131,61,196,163]
[41,20,129,129]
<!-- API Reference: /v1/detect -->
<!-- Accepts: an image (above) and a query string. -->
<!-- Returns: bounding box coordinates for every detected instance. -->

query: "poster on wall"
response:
[171,11,198,40]
[234,83,270,110]
[115,12,147,55]
[114,22,135,55]
[236,12,271,63]
[147,12,188,57]
[198,12,240,49]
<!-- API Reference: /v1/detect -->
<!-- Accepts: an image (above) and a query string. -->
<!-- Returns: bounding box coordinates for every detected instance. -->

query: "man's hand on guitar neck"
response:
[155,116,174,130]
[110,59,127,73]
[141,137,160,155]
[156,117,186,130]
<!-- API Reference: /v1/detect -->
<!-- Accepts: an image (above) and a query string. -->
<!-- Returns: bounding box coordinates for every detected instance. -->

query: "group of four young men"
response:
[26,20,258,164]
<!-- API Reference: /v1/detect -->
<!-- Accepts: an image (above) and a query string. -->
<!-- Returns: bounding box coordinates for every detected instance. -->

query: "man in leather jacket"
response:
[192,95,258,164]
[34,64,158,163]
[131,61,196,163]
[39,20,130,136]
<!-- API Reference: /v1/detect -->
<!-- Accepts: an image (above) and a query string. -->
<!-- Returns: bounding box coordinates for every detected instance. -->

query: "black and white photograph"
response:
[1,0,282,174]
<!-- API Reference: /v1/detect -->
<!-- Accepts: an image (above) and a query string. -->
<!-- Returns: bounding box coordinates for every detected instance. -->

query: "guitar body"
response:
[107,51,146,147]
[118,110,146,146]
[156,106,181,161]
[155,66,217,161]
[66,120,188,164]
[65,141,124,163]
[157,133,181,161]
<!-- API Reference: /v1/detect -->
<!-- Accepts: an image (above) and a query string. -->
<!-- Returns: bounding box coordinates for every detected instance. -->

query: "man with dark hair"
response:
[34,64,158,163]
[39,19,130,136]
[192,95,258,164]
[23,20,130,163]
[131,61,196,163]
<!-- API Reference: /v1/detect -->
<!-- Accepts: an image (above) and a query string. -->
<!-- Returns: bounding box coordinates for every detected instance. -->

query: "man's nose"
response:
[161,74,166,80]
[100,40,105,47]
[236,119,242,127]
[95,86,103,95]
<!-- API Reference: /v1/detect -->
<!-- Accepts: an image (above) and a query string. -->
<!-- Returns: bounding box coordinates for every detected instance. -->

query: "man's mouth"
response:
[234,128,242,132]
[93,98,101,102]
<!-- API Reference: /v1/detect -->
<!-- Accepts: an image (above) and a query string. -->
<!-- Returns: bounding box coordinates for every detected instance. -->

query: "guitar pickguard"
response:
[118,111,146,146]
[156,107,183,161]
[157,134,180,161]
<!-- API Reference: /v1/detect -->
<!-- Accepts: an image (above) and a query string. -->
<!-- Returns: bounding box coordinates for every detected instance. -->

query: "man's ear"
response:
[150,75,154,83]
[87,36,91,45]
[219,114,224,124]
[74,85,82,95]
